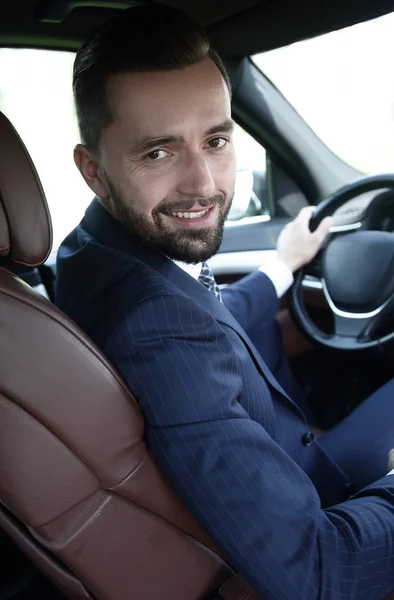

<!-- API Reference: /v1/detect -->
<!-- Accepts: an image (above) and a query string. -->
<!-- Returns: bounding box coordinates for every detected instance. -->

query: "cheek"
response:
[119,169,175,217]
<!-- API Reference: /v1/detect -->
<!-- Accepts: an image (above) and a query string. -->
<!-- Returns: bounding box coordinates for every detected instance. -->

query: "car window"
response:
[228,124,268,221]
[0,48,269,249]
[0,49,92,250]
[253,12,394,175]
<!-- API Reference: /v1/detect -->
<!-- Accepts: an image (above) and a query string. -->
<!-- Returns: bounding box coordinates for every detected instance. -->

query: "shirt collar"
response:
[172,260,202,280]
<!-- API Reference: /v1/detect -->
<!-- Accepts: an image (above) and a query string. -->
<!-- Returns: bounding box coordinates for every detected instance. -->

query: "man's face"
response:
[96,58,236,263]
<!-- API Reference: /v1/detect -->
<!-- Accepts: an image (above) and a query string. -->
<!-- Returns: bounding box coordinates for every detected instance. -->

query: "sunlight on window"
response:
[254,12,394,175]
[0,49,92,249]
[233,123,266,172]
[228,124,267,220]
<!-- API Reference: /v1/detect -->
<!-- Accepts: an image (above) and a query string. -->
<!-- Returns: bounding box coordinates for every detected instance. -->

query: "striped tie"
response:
[198,262,222,302]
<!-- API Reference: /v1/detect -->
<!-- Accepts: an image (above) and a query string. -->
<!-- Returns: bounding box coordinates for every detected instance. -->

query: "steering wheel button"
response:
[302,431,315,446]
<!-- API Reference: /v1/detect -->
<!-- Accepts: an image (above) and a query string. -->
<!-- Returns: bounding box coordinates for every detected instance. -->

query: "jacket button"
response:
[345,483,356,499]
[302,431,314,446]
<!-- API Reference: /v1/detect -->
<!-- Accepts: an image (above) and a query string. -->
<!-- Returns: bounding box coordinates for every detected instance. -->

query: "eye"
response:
[145,149,169,161]
[207,137,227,149]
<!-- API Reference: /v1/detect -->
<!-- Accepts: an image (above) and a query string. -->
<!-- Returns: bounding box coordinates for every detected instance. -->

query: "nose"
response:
[177,153,216,199]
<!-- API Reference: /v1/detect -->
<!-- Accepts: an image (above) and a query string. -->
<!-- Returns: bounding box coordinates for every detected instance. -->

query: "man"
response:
[56,5,394,599]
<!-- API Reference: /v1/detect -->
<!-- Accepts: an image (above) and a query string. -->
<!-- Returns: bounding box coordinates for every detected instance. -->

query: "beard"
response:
[104,176,233,264]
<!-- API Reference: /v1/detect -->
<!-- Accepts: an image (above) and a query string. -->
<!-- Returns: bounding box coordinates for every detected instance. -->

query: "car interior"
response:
[1,1,394,599]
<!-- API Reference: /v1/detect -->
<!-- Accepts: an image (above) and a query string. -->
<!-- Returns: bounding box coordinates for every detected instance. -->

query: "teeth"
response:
[170,210,208,219]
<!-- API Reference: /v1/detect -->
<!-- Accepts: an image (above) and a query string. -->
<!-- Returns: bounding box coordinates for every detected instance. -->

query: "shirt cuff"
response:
[258,256,294,298]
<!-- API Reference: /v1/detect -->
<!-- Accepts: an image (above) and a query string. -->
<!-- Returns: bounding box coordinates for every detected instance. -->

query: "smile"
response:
[170,209,209,219]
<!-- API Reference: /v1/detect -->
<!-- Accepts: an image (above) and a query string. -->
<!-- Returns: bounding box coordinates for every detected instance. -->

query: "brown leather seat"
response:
[0,111,258,600]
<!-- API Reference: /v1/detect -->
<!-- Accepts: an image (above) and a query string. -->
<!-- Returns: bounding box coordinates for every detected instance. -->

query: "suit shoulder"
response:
[58,229,172,301]
[122,290,217,334]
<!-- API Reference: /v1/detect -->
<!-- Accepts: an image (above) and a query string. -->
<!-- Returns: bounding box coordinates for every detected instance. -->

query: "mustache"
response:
[156,193,225,215]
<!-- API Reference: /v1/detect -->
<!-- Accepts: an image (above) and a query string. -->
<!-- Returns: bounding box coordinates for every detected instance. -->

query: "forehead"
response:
[106,58,231,138]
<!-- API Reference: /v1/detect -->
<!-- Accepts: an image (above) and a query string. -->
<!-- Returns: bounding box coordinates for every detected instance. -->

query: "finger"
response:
[296,206,316,231]
[297,205,315,222]
[313,216,333,244]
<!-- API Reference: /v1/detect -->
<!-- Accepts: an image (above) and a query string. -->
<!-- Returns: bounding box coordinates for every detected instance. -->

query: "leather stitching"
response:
[235,590,251,600]
[107,451,149,491]
[240,591,254,600]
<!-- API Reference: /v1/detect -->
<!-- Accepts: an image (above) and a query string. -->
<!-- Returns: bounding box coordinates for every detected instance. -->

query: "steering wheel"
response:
[290,174,394,353]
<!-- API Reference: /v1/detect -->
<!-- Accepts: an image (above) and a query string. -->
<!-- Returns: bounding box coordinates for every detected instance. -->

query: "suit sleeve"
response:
[104,293,394,600]
[221,270,279,332]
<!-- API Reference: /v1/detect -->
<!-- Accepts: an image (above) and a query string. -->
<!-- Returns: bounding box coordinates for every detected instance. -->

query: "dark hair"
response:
[73,4,231,151]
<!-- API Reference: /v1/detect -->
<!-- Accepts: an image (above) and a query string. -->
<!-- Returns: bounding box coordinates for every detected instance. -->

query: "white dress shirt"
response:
[173,257,294,299]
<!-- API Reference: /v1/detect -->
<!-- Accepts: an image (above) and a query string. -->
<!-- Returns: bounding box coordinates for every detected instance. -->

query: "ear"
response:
[74,144,109,199]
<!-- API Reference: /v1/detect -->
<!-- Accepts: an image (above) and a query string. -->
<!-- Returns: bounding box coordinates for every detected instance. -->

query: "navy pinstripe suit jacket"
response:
[56,199,394,599]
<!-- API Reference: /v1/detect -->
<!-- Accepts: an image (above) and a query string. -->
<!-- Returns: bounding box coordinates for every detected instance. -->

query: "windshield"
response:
[253,12,394,175]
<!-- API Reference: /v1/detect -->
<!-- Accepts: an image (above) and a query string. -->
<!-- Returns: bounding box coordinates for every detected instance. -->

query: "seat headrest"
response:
[0,111,52,267]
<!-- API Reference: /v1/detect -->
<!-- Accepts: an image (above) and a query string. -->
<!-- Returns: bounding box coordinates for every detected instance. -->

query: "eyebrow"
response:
[128,118,235,155]
[205,119,235,136]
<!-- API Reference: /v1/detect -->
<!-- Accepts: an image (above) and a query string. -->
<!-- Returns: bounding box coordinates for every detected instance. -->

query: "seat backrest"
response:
[0,111,258,600]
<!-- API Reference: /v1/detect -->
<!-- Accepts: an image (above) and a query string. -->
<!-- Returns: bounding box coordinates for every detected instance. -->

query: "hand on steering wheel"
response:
[277,206,332,273]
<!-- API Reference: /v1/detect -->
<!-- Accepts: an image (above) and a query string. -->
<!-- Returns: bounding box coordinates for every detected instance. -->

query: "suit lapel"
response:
[84,199,304,417]
[169,266,297,404]
[163,266,305,418]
